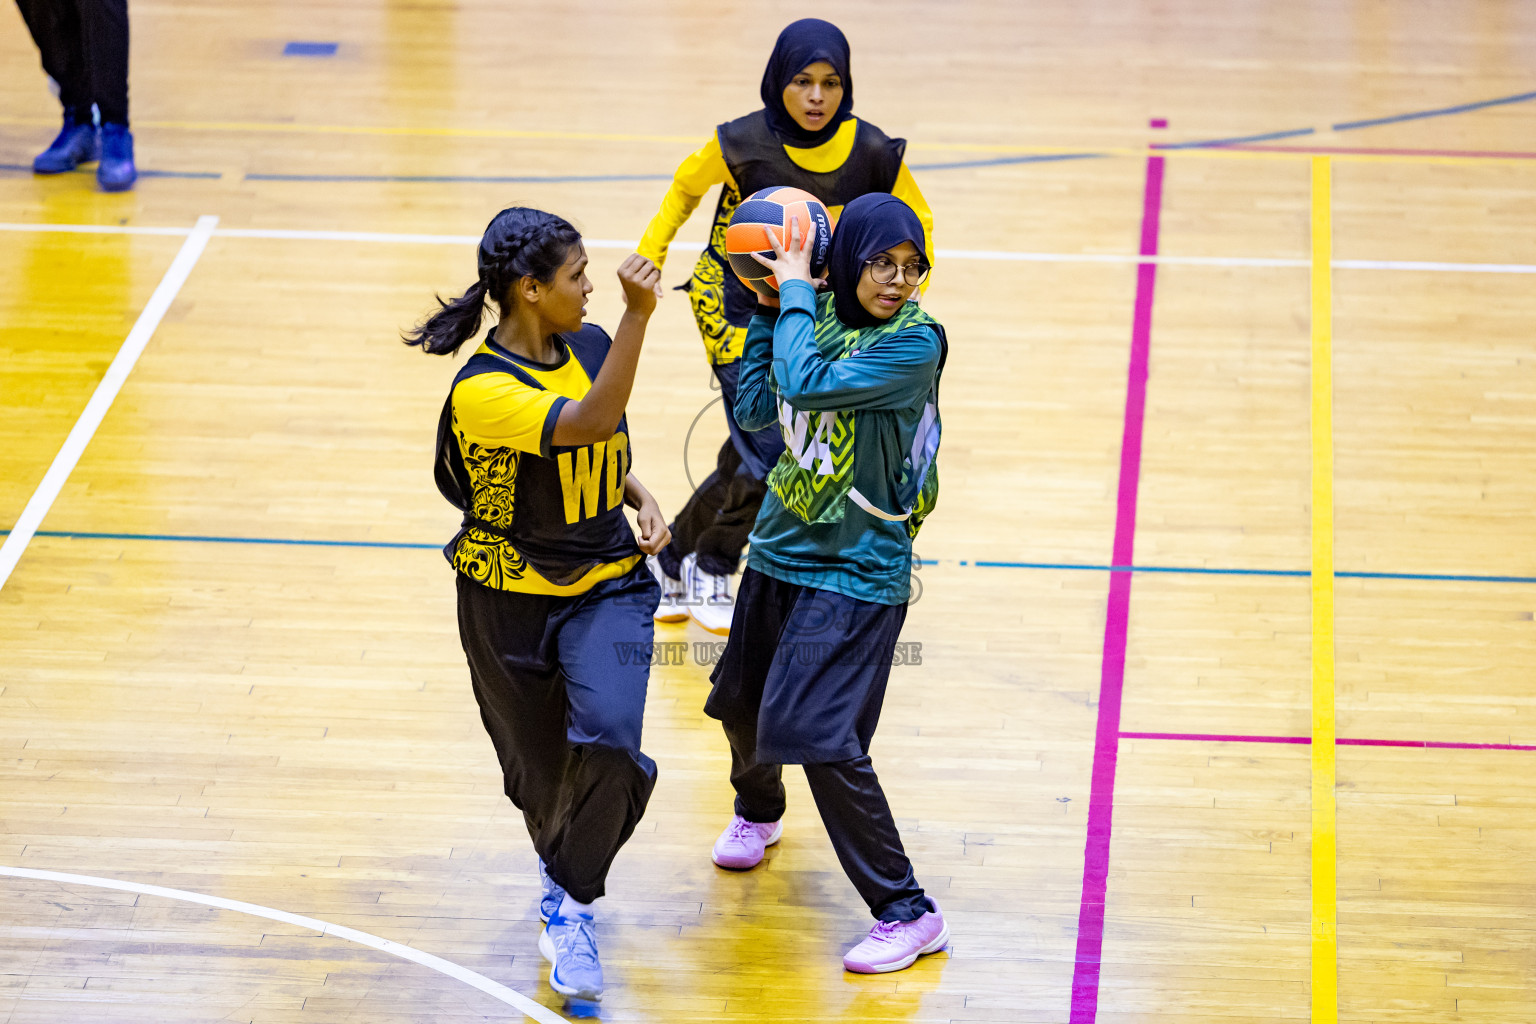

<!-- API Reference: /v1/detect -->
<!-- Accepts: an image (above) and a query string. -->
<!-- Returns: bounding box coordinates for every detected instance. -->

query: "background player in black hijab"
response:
[634,18,934,635]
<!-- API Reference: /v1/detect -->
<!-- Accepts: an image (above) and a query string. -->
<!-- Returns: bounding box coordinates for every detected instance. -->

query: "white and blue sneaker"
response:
[537,859,565,923]
[539,907,603,1002]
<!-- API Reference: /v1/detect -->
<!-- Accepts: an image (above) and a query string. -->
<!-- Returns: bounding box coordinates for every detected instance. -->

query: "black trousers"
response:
[457,568,659,904]
[723,720,928,923]
[15,0,130,125]
[657,436,766,579]
[708,570,929,922]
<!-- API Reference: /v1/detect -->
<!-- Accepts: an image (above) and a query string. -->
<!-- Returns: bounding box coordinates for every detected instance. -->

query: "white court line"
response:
[0,215,219,592]
[3,220,1535,273]
[0,865,569,1024]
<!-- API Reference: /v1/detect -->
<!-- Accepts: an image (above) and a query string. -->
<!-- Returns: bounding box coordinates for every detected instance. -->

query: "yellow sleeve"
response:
[891,163,935,293]
[635,134,735,268]
[453,373,564,457]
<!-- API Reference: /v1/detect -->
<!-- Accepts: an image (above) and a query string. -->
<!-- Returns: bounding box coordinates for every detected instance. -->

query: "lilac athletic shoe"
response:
[710,814,782,870]
[842,902,950,974]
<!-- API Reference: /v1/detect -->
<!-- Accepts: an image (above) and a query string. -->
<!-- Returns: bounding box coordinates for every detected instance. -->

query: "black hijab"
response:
[760,19,854,147]
[828,193,929,329]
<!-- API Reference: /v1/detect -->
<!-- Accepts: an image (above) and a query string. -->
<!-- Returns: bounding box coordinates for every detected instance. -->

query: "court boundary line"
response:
[1068,149,1164,1024]
[0,215,219,594]
[1309,154,1340,1024]
[5,530,1534,586]
[1121,731,1536,752]
[0,865,568,1024]
[2,222,1535,274]
[4,87,1533,175]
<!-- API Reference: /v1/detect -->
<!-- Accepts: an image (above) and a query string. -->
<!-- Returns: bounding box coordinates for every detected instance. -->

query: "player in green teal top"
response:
[703,194,951,975]
[734,196,944,606]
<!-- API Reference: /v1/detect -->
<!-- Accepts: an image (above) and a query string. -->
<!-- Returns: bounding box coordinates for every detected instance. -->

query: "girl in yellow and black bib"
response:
[635,18,934,633]
[404,207,667,1005]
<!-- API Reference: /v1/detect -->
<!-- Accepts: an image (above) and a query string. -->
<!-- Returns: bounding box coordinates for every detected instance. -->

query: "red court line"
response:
[1121,731,1536,752]
[1222,143,1536,160]
[1068,151,1165,1024]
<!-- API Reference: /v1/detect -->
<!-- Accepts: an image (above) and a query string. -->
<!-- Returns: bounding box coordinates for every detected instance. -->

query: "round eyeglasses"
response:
[863,257,931,287]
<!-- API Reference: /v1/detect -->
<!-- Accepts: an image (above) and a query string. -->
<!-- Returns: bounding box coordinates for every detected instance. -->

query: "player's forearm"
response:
[551,309,650,445]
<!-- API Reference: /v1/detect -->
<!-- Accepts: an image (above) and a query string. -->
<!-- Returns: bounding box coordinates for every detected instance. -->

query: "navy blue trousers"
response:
[706,568,929,922]
[457,566,659,904]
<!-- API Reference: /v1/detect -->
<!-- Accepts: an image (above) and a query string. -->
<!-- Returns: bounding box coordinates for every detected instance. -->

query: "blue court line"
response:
[1151,127,1316,150]
[0,163,222,180]
[6,88,1529,187]
[8,529,1534,583]
[1332,89,1536,132]
[908,151,1104,171]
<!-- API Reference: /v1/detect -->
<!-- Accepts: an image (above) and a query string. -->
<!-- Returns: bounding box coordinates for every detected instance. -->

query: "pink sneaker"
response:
[710,815,783,870]
[842,902,949,973]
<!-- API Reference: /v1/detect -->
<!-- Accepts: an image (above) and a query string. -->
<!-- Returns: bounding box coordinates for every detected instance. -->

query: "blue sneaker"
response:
[537,859,565,923]
[97,123,137,192]
[538,910,603,1002]
[33,110,98,174]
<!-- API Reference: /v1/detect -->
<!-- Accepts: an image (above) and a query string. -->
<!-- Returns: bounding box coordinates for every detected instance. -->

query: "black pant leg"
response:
[456,576,573,870]
[16,0,89,115]
[721,718,786,823]
[551,744,656,903]
[544,567,659,903]
[659,438,740,579]
[74,0,128,124]
[693,470,766,577]
[803,755,930,923]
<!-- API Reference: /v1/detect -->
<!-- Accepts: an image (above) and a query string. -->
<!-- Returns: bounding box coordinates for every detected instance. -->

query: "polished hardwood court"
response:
[3,1,1535,1022]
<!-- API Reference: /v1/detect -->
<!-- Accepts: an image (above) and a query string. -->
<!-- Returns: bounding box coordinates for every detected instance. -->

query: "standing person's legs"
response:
[455,576,573,863]
[802,756,928,921]
[18,0,100,173]
[693,469,767,577]
[16,0,86,111]
[751,586,948,970]
[757,591,924,918]
[77,0,134,189]
[691,358,782,580]
[76,0,129,126]
[546,566,660,903]
[655,437,737,581]
[704,568,799,866]
[722,717,785,823]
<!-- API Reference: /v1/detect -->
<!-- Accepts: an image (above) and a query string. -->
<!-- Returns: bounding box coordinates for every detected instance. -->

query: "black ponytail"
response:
[403,206,583,355]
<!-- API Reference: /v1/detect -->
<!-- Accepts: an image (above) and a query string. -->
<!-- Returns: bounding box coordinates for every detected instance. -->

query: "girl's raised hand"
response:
[750,215,815,290]
[617,254,662,316]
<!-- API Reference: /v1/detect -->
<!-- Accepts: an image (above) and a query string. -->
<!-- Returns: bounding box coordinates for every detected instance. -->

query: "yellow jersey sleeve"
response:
[635,134,737,268]
[891,163,935,294]
[453,372,565,457]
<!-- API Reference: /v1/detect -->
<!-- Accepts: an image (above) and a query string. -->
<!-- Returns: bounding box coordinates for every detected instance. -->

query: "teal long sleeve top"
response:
[735,278,943,605]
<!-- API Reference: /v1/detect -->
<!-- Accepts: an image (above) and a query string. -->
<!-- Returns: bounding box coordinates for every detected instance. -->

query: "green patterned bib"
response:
[768,293,941,533]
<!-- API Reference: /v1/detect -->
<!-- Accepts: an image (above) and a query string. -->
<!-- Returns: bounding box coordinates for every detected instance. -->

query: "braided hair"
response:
[402,207,583,355]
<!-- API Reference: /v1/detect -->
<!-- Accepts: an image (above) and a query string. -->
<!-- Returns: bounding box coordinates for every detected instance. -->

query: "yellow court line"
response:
[1310,154,1340,1023]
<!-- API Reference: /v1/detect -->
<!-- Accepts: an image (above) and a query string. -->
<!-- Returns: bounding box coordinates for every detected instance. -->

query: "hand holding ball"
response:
[725,186,833,299]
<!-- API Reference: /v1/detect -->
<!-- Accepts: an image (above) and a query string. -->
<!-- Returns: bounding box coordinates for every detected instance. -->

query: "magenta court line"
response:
[1121,730,1536,752]
[1068,150,1165,1024]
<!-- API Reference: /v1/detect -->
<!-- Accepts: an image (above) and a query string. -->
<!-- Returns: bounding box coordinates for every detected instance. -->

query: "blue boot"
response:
[98,123,137,192]
[32,109,99,174]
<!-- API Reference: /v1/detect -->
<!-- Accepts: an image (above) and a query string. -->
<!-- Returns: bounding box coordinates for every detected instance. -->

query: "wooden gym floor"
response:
[2,2,1535,1021]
